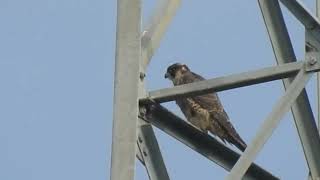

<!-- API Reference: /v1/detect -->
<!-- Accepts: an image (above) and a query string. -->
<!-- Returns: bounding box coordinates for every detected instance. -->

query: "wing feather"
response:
[181,72,242,140]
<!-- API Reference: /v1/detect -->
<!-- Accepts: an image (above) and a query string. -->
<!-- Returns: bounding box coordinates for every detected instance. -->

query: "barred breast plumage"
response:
[165,63,247,151]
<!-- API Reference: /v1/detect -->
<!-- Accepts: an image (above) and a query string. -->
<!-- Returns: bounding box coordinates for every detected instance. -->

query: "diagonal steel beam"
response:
[280,0,320,29]
[136,143,145,166]
[141,0,181,69]
[225,69,312,180]
[258,1,320,179]
[142,103,279,180]
[280,0,320,43]
[140,61,309,104]
[111,0,141,179]
[136,117,170,180]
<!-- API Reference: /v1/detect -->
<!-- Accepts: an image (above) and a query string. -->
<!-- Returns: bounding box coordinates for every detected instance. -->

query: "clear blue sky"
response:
[0,0,318,179]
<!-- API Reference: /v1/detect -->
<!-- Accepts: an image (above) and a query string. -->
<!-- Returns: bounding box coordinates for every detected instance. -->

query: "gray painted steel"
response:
[141,0,181,69]
[111,0,141,179]
[318,0,320,17]
[226,69,312,180]
[136,144,145,165]
[317,0,320,134]
[137,0,179,177]
[111,0,320,179]
[143,103,279,180]
[306,30,319,180]
[133,0,181,178]
[137,119,170,180]
[137,100,169,179]
[258,1,320,179]
[280,0,320,43]
[141,61,304,104]
[280,0,320,29]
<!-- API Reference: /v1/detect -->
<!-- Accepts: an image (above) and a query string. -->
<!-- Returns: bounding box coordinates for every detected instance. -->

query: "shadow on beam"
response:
[142,103,279,180]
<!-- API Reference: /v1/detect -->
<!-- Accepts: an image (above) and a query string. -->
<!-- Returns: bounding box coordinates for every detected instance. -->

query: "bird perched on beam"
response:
[164,63,247,151]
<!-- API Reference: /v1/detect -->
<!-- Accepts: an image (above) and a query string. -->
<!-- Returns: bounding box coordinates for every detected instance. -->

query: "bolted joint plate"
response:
[305,51,320,72]
[306,30,320,72]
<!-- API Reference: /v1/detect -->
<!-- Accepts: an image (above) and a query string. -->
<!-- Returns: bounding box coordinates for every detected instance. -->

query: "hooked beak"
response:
[164,72,169,79]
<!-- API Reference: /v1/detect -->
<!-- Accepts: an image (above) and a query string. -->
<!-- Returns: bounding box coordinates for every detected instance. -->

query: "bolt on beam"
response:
[136,115,170,180]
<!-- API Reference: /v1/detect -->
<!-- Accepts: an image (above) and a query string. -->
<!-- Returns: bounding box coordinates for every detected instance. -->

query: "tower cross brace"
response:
[112,0,320,179]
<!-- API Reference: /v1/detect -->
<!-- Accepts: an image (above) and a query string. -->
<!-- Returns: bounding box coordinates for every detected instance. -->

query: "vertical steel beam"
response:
[111,0,141,179]
[305,0,320,133]
[317,0,320,17]
[307,1,320,179]
[226,69,312,180]
[258,1,320,179]
[317,0,320,132]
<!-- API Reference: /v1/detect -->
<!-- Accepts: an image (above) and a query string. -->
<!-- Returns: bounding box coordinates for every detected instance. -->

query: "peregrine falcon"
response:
[165,63,247,151]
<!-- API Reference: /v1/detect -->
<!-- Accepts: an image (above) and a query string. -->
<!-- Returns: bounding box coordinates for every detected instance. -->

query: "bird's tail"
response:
[231,136,247,152]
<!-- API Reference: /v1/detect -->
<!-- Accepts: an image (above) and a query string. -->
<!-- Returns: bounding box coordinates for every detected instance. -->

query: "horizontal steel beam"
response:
[140,61,312,104]
[280,0,320,43]
[142,103,279,180]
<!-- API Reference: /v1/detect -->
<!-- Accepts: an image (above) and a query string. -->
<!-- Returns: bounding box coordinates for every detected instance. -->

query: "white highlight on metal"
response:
[141,0,181,69]
[134,0,181,178]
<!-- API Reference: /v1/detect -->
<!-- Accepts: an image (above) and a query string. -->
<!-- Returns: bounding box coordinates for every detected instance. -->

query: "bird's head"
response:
[164,63,190,81]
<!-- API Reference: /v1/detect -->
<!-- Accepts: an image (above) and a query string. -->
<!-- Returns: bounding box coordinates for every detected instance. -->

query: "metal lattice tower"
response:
[111,0,320,179]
